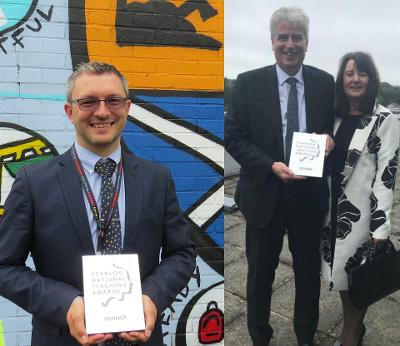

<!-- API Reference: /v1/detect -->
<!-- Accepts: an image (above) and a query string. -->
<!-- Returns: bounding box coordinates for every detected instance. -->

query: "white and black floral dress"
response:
[321,104,400,290]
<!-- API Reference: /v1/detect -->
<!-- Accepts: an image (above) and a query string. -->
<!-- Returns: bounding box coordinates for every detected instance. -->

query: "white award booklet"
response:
[82,254,145,334]
[289,132,326,178]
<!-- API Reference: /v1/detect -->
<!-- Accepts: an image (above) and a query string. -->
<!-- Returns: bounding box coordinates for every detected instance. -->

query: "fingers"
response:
[143,295,157,339]
[85,333,113,345]
[312,132,335,156]
[324,134,335,156]
[67,297,89,344]
[117,295,158,343]
[119,331,147,342]
[272,162,293,181]
[272,162,306,182]
[66,297,113,345]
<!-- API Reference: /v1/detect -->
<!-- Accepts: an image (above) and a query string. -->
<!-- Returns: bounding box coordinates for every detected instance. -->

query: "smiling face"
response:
[272,21,307,75]
[64,72,131,156]
[343,59,369,109]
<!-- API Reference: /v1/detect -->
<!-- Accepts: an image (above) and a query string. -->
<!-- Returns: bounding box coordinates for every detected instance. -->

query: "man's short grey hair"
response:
[66,61,129,101]
[270,7,309,41]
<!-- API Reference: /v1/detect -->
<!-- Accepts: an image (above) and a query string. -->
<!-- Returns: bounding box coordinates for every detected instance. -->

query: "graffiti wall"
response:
[0,0,223,345]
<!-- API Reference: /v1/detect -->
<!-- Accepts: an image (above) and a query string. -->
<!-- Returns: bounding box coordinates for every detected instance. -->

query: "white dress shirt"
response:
[74,142,126,255]
[276,64,307,157]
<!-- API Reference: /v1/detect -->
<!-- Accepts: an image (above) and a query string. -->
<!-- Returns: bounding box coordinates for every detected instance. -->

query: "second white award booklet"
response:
[82,254,145,334]
[288,132,326,178]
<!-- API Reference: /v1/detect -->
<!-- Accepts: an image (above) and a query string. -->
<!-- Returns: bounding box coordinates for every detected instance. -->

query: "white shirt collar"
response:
[74,142,122,176]
[276,64,304,86]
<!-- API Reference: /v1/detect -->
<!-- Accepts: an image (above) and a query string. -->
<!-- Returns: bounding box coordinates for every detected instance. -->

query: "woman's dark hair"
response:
[335,52,380,117]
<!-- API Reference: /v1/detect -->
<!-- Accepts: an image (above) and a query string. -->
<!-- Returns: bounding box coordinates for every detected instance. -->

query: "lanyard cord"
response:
[71,145,123,239]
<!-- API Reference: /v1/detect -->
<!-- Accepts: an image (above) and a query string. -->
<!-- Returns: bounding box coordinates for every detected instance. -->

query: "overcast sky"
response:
[225,0,400,86]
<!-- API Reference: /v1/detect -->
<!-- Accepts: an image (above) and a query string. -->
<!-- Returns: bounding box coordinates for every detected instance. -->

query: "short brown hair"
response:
[66,62,129,101]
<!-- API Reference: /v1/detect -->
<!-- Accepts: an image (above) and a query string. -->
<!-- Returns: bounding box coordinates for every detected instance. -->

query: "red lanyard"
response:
[71,145,123,240]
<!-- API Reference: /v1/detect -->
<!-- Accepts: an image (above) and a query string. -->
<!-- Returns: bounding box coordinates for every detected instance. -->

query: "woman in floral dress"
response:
[321,52,399,346]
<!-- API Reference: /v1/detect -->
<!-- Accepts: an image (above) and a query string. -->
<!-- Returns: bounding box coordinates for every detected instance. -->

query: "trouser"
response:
[246,182,323,345]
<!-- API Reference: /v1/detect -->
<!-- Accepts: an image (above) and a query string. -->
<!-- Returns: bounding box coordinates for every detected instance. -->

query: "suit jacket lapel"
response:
[121,151,143,252]
[57,149,95,254]
[303,66,315,132]
[260,66,284,158]
[340,114,378,188]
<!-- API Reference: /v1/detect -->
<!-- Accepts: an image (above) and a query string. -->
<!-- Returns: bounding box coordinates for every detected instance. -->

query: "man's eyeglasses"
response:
[70,97,128,111]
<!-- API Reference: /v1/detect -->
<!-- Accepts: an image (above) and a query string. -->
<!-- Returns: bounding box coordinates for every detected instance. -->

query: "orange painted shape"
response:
[86,0,113,10]
[85,0,224,91]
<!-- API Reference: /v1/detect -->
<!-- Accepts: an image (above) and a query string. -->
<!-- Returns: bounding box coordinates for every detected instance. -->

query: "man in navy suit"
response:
[225,7,334,346]
[0,62,196,345]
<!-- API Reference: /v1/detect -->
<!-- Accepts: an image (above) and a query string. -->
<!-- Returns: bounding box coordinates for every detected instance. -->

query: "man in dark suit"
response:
[225,7,334,346]
[0,62,196,346]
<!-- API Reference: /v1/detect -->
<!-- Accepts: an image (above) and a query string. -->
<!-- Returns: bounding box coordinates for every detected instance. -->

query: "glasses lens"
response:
[106,97,126,109]
[78,98,98,110]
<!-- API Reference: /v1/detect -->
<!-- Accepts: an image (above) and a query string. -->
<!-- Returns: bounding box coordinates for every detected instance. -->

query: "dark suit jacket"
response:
[0,148,196,346]
[225,64,335,227]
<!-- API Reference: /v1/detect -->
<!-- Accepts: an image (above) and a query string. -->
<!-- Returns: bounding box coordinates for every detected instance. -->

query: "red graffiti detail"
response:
[198,301,224,344]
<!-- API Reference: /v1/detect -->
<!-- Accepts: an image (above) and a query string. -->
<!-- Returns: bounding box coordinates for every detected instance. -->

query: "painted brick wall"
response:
[0,1,224,345]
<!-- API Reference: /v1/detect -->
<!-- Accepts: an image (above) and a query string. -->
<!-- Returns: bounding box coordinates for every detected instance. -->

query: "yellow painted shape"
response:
[85,0,223,91]
[127,0,146,3]
[0,139,46,162]
[0,163,3,216]
[0,320,5,346]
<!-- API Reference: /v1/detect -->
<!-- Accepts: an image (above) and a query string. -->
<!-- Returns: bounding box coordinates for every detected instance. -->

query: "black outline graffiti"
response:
[161,265,202,342]
[0,122,58,157]
[68,0,223,97]
[0,122,58,217]
[130,95,223,176]
[175,280,224,346]
[129,89,223,98]
[0,122,59,142]
[0,0,38,35]
[198,301,224,344]
[0,122,59,179]
[185,181,223,275]
[124,131,224,275]
[125,100,224,275]
[185,180,223,222]
[115,0,222,50]
[0,2,53,53]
